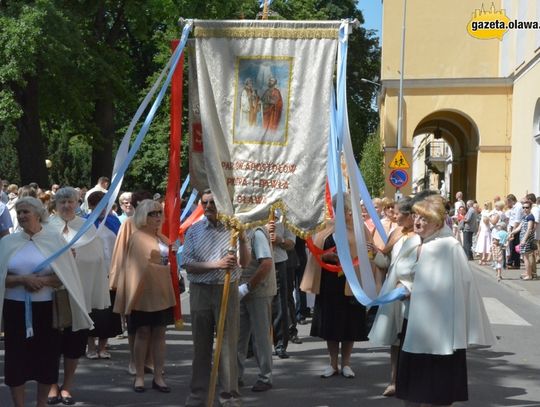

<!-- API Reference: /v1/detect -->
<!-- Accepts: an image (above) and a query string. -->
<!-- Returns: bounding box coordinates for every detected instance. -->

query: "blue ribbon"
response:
[22,21,194,338]
[180,175,190,199]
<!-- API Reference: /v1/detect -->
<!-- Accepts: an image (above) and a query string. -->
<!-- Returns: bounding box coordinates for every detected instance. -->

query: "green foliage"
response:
[359,130,385,197]
[1,0,380,194]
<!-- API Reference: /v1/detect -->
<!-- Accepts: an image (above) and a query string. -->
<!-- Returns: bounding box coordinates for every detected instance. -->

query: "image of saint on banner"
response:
[389,150,410,169]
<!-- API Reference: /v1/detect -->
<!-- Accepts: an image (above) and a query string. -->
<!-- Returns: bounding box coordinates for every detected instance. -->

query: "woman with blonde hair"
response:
[114,199,176,392]
[395,195,494,406]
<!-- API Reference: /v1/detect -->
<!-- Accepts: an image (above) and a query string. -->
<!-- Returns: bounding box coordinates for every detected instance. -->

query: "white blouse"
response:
[5,241,54,302]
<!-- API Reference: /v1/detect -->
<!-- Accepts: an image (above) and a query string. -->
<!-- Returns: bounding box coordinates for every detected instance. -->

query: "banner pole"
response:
[207,230,238,407]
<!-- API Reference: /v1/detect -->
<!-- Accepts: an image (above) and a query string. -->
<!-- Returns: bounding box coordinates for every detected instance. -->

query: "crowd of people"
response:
[449,191,540,281]
[0,175,537,407]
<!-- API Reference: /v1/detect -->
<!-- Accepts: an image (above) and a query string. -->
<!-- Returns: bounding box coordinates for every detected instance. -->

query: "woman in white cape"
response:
[369,196,420,397]
[0,197,92,407]
[395,195,494,407]
[47,187,110,405]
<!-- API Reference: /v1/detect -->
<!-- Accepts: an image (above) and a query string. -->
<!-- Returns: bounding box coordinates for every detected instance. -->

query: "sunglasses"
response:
[522,206,531,209]
[147,210,163,217]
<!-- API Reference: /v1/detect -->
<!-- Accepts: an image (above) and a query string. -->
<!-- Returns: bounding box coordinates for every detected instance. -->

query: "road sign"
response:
[389,169,409,188]
[389,150,410,169]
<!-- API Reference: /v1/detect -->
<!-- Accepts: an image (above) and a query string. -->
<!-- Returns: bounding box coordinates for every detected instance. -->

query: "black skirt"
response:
[128,307,174,334]
[3,300,61,386]
[310,236,368,342]
[396,319,468,405]
[89,291,123,339]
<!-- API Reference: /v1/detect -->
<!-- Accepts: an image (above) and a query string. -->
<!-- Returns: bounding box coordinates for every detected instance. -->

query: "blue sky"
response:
[357,0,382,37]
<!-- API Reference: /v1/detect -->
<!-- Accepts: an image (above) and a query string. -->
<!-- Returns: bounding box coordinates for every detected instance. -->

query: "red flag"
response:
[162,40,184,327]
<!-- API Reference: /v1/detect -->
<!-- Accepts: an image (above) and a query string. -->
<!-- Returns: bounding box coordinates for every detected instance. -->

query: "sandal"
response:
[382,383,396,397]
[320,365,338,378]
[86,350,98,359]
[98,350,111,359]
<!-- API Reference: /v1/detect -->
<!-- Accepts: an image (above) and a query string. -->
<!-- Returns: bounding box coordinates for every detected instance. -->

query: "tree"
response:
[359,130,385,197]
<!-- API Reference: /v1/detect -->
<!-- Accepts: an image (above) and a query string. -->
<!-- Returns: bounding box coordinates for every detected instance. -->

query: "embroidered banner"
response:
[191,20,340,235]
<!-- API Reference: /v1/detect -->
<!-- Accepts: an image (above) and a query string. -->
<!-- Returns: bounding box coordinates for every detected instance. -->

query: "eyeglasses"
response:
[522,206,531,209]
[201,200,215,206]
[121,201,131,206]
[147,210,163,217]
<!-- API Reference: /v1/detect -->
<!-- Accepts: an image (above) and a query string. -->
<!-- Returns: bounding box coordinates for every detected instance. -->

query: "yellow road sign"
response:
[389,150,410,169]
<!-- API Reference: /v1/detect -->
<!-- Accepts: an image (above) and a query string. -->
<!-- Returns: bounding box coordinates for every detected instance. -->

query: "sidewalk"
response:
[472,259,540,307]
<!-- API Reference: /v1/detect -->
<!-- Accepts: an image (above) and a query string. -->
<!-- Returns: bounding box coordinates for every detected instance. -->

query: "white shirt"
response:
[531,205,540,240]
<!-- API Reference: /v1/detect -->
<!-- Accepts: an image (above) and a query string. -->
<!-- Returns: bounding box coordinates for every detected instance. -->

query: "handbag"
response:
[52,287,72,330]
[374,251,390,269]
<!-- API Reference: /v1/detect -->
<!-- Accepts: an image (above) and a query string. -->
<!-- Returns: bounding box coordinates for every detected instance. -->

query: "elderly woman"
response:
[396,195,494,407]
[301,194,370,379]
[0,197,92,407]
[113,199,176,393]
[369,197,421,397]
[47,187,110,405]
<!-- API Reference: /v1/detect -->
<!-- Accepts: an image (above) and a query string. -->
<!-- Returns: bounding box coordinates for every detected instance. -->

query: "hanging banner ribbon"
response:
[191,20,340,234]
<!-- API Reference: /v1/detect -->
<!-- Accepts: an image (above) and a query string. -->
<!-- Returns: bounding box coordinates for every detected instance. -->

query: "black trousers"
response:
[462,231,474,260]
[508,232,521,267]
[272,261,289,350]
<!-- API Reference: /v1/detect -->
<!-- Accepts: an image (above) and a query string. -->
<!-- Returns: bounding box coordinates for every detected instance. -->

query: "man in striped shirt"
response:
[183,189,250,407]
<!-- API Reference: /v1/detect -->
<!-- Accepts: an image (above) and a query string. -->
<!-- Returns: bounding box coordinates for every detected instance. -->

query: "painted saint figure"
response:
[261,77,283,131]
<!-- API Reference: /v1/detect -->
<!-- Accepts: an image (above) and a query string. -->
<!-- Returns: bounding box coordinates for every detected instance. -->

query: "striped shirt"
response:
[182,218,241,284]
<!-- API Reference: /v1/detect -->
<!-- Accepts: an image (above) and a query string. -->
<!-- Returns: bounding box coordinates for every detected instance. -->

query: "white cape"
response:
[402,227,495,355]
[49,216,110,310]
[0,228,93,331]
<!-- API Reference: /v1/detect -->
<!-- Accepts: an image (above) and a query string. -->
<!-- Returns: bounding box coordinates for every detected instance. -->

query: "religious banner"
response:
[192,20,340,234]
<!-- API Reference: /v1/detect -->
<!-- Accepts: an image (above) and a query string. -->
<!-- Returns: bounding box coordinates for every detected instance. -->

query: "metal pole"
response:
[397,0,407,151]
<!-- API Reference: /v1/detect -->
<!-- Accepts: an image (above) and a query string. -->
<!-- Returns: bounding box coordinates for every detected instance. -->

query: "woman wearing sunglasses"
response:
[113,199,176,393]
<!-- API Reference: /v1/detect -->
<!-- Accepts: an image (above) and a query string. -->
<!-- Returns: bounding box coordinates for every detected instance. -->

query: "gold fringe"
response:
[216,200,329,239]
[193,27,338,40]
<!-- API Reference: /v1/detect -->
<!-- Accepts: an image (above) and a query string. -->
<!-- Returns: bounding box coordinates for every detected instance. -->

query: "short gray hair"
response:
[54,186,79,203]
[133,199,162,228]
[15,196,49,223]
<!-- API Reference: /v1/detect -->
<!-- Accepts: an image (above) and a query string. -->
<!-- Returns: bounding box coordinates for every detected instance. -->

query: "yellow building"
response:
[379,0,540,203]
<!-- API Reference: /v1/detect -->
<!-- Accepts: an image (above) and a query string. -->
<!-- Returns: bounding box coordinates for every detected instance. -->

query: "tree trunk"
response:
[12,75,49,187]
[91,97,114,182]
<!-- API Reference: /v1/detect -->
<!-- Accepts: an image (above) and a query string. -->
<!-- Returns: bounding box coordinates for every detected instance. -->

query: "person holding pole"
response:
[182,189,250,407]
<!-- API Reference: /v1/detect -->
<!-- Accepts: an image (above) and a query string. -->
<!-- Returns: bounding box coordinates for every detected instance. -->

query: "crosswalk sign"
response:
[389,150,410,169]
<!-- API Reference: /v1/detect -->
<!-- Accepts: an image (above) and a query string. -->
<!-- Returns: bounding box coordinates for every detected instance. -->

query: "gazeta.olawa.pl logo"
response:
[467,3,540,40]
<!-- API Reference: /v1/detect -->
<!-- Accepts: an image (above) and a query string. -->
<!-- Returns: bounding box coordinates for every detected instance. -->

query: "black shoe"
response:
[47,396,61,405]
[275,348,290,359]
[251,381,272,392]
[152,379,171,393]
[59,388,75,405]
[290,335,302,344]
[133,379,145,393]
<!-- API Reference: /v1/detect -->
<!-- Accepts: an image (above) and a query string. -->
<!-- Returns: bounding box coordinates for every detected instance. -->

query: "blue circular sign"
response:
[389,169,409,188]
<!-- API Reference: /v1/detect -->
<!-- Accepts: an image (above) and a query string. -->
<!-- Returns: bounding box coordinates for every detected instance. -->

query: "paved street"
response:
[1,262,540,407]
